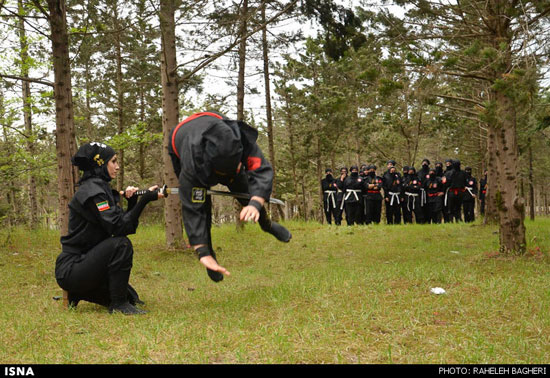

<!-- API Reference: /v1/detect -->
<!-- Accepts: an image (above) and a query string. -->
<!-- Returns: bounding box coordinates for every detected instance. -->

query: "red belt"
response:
[367,190,380,193]
[482,190,486,194]
[428,193,442,197]
[171,112,223,159]
[450,188,466,195]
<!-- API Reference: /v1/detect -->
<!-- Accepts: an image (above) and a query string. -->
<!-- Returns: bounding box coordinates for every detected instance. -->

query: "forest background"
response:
[1,0,550,255]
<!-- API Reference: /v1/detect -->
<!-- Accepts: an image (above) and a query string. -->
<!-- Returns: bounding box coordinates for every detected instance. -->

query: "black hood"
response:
[72,142,116,183]
[203,121,243,180]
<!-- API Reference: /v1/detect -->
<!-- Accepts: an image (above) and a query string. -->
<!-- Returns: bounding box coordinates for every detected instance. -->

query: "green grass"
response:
[1,219,550,364]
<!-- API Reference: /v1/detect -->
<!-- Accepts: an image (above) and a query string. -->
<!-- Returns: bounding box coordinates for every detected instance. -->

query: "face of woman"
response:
[107,155,119,179]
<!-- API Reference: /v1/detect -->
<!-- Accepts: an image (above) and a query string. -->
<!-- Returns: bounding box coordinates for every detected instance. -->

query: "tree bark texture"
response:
[18,0,38,228]
[47,0,78,235]
[160,0,183,247]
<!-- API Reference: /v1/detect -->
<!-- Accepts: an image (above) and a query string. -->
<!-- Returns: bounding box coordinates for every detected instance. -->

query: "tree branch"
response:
[0,74,54,87]
[436,93,485,107]
[177,0,298,84]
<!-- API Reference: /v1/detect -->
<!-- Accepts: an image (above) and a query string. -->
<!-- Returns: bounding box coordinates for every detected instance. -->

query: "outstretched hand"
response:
[240,205,260,223]
[199,255,230,277]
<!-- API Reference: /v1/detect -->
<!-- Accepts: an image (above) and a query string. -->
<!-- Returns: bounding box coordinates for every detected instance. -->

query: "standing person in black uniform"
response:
[364,165,383,224]
[463,167,478,222]
[418,159,431,224]
[479,170,488,215]
[169,111,291,282]
[321,169,338,225]
[446,159,467,222]
[335,167,348,226]
[435,162,444,177]
[403,167,424,224]
[424,167,446,224]
[55,142,162,315]
[383,164,402,224]
[401,166,412,224]
[358,165,369,225]
[442,159,454,222]
[343,165,364,226]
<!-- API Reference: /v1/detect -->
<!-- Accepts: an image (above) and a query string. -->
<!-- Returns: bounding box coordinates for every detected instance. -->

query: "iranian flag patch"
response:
[96,201,110,212]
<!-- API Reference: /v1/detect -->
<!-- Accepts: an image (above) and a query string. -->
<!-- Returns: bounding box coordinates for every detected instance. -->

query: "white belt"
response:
[344,189,361,202]
[465,187,475,197]
[388,192,400,206]
[324,191,336,208]
[444,188,450,206]
[420,188,427,206]
[405,192,418,211]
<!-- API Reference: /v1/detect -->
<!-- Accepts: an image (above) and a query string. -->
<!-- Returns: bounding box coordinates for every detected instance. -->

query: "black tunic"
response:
[169,112,274,246]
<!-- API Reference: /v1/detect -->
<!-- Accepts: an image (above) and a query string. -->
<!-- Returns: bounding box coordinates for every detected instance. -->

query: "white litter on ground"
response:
[430,287,446,295]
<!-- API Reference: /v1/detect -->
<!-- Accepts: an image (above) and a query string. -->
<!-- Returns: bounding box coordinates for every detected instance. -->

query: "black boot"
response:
[206,250,224,283]
[127,284,145,306]
[109,302,147,315]
[67,292,80,308]
[108,268,146,315]
[258,208,291,242]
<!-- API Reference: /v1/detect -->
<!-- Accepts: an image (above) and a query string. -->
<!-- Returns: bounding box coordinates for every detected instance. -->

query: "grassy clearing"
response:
[0,219,549,364]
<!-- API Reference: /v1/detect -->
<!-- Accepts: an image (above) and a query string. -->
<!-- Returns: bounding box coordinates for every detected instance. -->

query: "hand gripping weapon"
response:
[135,185,285,206]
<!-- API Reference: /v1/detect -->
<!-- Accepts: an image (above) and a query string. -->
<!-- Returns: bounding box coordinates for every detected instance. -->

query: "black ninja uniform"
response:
[383,166,402,225]
[401,166,412,224]
[424,168,445,224]
[55,143,158,315]
[445,159,467,223]
[403,167,424,224]
[169,112,291,282]
[363,165,383,224]
[321,169,339,225]
[343,166,364,226]
[335,169,347,226]
[463,167,478,223]
[417,159,431,224]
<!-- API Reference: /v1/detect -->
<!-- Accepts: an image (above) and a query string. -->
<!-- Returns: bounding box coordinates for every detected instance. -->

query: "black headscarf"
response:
[72,142,116,183]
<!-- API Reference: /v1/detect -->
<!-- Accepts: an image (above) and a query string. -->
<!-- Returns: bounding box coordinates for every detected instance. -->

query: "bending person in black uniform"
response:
[169,111,291,281]
[55,142,162,315]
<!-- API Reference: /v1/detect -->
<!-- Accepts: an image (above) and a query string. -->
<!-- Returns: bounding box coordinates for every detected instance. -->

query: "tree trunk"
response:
[484,123,499,225]
[236,0,248,121]
[160,0,183,247]
[528,139,535,221]
[261,3,282,221]
[235,0,249,231]
[18,0,38,228]
[47,0,78,235]
[113,2,125,192]
[492,90,525,254]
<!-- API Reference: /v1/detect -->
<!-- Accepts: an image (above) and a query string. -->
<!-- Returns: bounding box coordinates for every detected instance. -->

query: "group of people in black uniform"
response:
[321,159,488,226]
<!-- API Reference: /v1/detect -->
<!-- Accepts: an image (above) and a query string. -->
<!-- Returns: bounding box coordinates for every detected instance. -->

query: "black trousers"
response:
[448,190,464,222]
[365,198,382,224]
[401,200,412,224]
[463,200,475,222]
[385,201,401,224]
[405,195,423,224]
[56,236,134,307]
[426,197,443,224]
[334,199,344,225]
[323,196,338,225]
[345,201,362,225]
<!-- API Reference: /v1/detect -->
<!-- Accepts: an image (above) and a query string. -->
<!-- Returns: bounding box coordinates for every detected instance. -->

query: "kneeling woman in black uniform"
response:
[55,142,162,315]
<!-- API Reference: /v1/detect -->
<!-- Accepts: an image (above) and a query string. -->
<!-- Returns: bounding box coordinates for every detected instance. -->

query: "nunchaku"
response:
[133,184,285,206]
